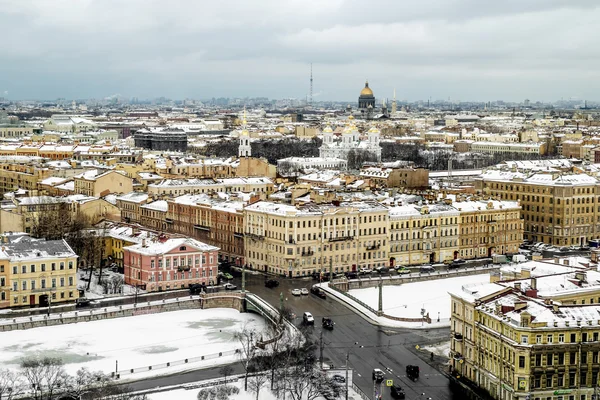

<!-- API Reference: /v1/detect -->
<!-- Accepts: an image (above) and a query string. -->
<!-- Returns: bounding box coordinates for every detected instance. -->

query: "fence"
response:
[0,296,201,332]
[328,284,378,314]
[114,348,241,377]
[352,382,371,400]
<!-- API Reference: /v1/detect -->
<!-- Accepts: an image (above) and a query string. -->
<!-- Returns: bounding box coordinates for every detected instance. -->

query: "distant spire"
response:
[309,63,313,105]
[243,106,247,126]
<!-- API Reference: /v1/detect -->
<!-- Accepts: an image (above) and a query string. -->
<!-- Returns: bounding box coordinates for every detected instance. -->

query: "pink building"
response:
[124,237,220,292]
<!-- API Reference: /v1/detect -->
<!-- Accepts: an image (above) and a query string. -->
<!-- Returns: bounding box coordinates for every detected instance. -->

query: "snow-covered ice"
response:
[0,309,267,379]
[324,274,490,328]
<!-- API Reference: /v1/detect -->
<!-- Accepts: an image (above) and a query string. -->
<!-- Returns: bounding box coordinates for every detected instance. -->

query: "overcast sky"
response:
[1,0,599,102]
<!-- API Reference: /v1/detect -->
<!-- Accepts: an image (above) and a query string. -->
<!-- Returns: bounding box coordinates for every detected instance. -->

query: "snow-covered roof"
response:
[124,237,219,255]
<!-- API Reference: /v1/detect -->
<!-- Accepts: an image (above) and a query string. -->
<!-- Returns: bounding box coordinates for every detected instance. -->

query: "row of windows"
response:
[9,276,73,291]
[11,261,73,274]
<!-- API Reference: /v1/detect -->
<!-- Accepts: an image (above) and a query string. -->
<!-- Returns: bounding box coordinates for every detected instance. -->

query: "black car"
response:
[310,285,326,299]
[406,365,420,381]
[265,279,279,288]
[390,384,406,399]
[449,259,466,269]
[345,271,358,279]
[322,317,334,330]
[332,374,345,384]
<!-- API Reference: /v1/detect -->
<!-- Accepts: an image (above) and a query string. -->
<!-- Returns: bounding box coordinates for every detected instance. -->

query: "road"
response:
[241,272,463,400]
[126,270,469,399]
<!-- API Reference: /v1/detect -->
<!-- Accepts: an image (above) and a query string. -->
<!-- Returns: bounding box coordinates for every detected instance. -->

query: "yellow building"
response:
[0,235,78,309]
[476,169,599,246]
[74,169,133,197]
[450,266,600,400]
[244,201,389,277]
[388,203,459,266]
[454,198,523,259]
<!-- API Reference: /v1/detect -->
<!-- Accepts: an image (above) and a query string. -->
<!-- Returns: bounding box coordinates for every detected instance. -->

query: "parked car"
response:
[332,374,345,384]
[419,265,435,273]
[75,298,91,308]
[292,288,302,296]
[406,365,420,381]
[375,266,390,274]
[390,384,406,399]
[396,267,410,274]
[310,285,326,299]
[222,272,233,280]
[189,283,205,295]
[300,288,309,295]
[303,312,314,325]
[265,279,279,288]
[322,317,334,330]
[223,283,237,290]
[359,267,372,275]
[345,271,358,279]
[449,259,466,269]
[372,368,384,382]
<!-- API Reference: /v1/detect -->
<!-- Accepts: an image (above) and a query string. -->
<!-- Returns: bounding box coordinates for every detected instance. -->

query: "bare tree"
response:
[101,275,124,295]
[233,326,257,392]
[20,356,69,400]
[247,361,268,400]
[0,369,25,400]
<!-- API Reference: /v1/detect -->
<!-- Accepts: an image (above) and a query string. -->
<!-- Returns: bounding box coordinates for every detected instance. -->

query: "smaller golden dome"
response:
[323,125,333,133]
[360,81,373,97]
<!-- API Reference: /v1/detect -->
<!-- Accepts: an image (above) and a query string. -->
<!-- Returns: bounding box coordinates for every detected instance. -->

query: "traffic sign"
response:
[386,379,393,387]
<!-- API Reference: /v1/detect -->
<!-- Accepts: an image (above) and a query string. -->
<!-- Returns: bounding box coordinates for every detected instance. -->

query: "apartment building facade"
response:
[476,170,600,246]
[165,194,245,264]
[123,237,219,292]
[388,203,459,266]
[0,235,78,309]
[450,268,600,400]
[244,201,389,277]
[454,198,523,259]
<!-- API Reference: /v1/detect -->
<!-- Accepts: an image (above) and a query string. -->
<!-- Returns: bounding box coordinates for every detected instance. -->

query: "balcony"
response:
[177,266,191,272]
[233,232,244,238]
[301,250,314,257]
[165,218,173,224]
[194,224,210,231]
[453,333,464,342]
[329,236,353,242]
[366,244,381,251]
[247,233,265,241]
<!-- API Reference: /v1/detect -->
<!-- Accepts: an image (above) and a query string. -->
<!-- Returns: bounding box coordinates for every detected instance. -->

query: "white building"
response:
[319,118,382,163]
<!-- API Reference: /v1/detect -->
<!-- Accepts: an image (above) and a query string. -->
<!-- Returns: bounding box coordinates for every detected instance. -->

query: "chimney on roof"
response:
[514,282,522,291]
[142,238,146,248]
[531,277,537,290]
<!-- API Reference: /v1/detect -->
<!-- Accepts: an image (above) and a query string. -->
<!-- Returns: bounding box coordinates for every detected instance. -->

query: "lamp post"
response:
[241,263,246,293]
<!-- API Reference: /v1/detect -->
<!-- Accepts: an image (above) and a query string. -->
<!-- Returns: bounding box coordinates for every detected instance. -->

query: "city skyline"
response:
[1,0,600,101]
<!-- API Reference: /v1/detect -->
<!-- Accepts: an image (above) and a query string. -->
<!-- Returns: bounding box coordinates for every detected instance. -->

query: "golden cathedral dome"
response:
[360,81,374,97]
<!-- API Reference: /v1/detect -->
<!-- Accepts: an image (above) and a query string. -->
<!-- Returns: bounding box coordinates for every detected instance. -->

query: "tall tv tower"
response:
[309,63,313,105]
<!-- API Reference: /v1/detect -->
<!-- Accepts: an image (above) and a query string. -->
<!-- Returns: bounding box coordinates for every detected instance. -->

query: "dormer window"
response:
[179,246,186,251]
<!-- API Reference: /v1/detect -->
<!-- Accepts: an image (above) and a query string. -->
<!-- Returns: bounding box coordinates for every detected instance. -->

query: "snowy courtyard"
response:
[0,309,267,378]
[343,274,490,327]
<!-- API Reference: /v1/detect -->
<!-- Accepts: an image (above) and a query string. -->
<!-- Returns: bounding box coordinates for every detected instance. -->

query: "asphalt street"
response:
[242,272,464,400]
[125,270,469,399]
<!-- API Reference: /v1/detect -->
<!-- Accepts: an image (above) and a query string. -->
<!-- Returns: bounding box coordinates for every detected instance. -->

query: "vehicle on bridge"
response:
[406,365,420,381]
[310,285,326,298]
[223,283,237,290]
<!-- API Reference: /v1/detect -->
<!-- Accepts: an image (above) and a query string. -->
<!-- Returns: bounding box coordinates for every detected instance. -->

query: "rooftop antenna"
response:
[309,63,313,105]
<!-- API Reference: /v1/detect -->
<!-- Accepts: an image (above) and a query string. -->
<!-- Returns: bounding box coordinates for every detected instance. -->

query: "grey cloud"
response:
[1,0,599,100]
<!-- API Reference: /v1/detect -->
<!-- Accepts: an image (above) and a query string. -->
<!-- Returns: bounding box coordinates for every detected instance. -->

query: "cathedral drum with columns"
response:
[358,81,375,110]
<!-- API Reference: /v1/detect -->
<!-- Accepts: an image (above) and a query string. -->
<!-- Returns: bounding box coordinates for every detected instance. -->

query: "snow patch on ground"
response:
[147,375,362,400]
[0,309,266,380]
[423,341,451,358]
[321,274,490,328]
